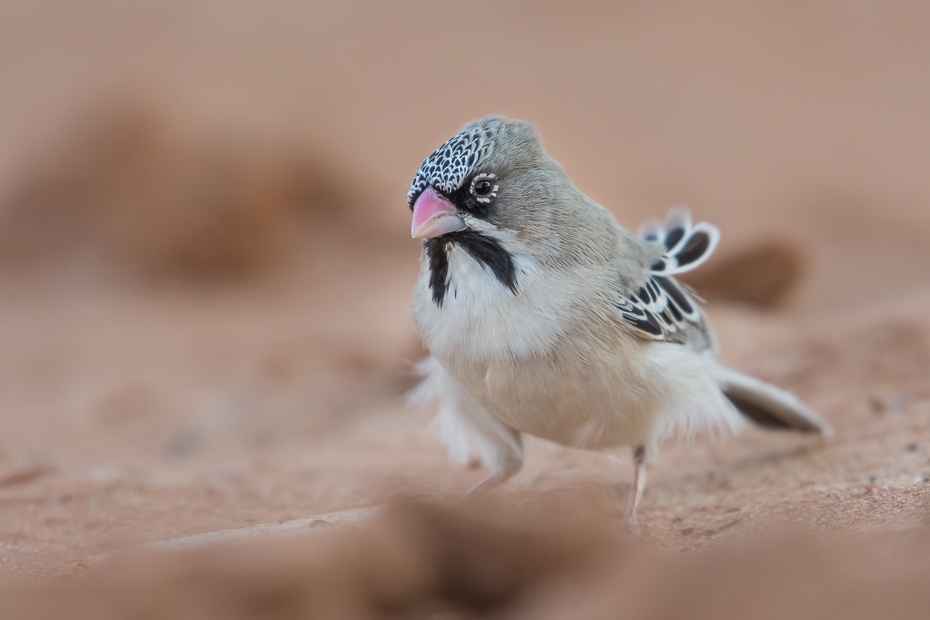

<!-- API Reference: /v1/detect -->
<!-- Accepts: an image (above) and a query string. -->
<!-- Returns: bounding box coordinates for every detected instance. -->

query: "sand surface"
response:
[0,1,928,615]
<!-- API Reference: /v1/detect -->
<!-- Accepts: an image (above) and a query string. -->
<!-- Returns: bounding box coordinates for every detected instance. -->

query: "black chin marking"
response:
[425,238,451,306]
[423,231,517,307]
[448,230,517,293]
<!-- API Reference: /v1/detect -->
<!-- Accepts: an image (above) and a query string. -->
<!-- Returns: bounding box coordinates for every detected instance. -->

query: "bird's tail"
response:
[712,364,834,438]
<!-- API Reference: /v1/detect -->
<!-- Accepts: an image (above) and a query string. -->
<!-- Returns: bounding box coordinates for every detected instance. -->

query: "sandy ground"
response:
[1,239,928,580]
[0,1,929,615]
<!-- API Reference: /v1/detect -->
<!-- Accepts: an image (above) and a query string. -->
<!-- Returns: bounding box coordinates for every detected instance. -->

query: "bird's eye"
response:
[469,173,498,203]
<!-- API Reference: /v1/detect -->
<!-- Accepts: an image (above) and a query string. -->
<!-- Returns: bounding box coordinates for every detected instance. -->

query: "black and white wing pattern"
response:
[638,207,720,276]
[616,209,719,347]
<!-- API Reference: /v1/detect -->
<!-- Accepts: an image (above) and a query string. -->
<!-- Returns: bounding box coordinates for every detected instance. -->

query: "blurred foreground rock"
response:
[2,491,929,620]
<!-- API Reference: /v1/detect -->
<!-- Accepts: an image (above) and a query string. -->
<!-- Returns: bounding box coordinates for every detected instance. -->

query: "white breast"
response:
[413,244,577,362]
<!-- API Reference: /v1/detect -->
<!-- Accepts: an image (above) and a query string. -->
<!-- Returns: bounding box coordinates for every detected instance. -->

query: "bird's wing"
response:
[637,207,720,276]
[615,209,718,349]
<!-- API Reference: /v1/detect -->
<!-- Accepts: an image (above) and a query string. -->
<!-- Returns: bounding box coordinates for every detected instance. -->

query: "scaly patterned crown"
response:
[407,122,497,207]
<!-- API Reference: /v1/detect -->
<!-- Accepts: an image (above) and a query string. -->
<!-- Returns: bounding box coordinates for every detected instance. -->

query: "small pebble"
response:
[0,465,55,488]
[869,391,909,413]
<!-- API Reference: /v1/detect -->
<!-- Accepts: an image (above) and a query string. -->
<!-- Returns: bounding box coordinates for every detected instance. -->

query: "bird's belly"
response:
[481,351,659,449]
[434,339,659,451]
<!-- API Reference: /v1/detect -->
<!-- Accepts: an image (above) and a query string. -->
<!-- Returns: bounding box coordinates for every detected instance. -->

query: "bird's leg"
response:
[623,445,648,528]
[457,455,523,504]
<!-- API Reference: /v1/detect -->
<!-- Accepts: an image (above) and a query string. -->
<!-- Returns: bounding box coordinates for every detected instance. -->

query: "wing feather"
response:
[619,208,718,348]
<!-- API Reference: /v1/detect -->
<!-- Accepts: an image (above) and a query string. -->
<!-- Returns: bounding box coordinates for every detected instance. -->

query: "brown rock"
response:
[0,99,348,276]
[679,237,808,309]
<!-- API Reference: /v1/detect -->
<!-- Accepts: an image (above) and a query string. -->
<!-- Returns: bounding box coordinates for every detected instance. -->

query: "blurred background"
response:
[1,0,929,592]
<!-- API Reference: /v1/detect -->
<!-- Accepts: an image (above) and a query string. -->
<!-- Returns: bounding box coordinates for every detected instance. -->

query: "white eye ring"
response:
[470,173,499,204]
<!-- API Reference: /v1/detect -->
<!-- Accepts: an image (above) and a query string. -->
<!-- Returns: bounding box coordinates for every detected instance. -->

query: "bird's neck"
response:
[424,231,517,307]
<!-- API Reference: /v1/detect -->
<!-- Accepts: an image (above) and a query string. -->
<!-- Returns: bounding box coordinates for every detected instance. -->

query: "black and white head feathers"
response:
[407,119,502,207]
[410,117,520,306]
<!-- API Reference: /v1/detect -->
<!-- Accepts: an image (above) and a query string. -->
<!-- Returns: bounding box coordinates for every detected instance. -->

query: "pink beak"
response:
[411,187,467,238]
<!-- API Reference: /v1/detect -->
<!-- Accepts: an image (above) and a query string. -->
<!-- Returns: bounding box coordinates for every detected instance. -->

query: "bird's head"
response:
[407,117,618,306]
[407,116,564,243]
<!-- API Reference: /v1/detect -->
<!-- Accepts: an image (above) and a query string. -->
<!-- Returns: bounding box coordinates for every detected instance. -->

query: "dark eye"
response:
[469,173,498,202]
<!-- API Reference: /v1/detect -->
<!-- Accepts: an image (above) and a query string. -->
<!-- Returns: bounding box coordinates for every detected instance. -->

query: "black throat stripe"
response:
[424,231,517,307]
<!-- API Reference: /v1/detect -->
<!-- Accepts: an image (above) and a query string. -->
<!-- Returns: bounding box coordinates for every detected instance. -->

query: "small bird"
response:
[407,116,832,524]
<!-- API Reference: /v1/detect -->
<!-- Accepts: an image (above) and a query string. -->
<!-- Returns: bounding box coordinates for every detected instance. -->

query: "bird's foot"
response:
[621,513,643,537]
[455,474,507,505]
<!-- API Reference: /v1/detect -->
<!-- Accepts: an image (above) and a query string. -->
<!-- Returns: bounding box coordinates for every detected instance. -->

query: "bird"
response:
[406,116,832,525]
